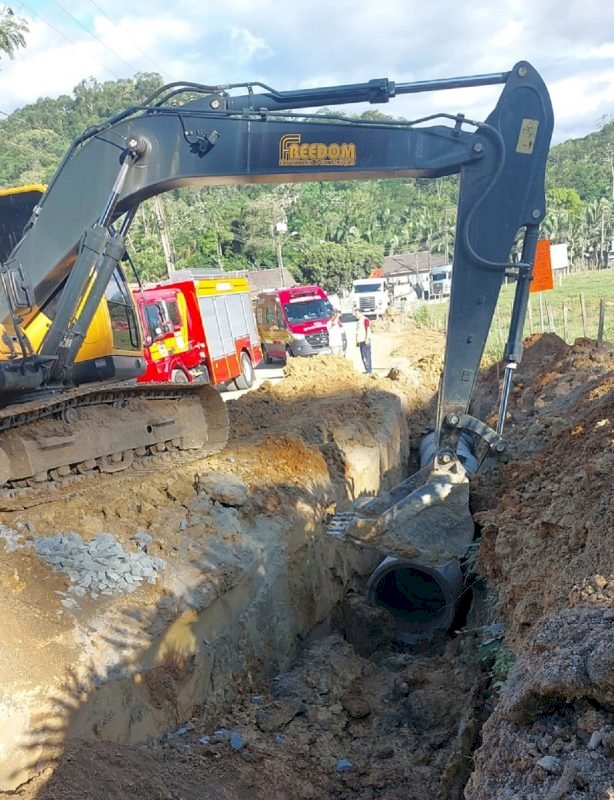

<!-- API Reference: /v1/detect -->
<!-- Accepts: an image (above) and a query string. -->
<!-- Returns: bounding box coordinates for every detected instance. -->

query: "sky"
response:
[1,0,613,145]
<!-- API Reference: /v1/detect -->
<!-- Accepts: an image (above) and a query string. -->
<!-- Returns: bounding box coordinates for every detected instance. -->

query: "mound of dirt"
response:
[474,336,614,642]
[466,335,613,800]
[228,356,379,442]
[281,354,367,396]
[228,352,437,454]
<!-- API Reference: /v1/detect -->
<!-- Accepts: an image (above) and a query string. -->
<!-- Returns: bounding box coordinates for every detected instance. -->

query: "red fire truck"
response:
[133,272,263,389]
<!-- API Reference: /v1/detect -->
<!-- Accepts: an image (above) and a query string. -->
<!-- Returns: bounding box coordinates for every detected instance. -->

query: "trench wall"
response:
[0,392,409,790]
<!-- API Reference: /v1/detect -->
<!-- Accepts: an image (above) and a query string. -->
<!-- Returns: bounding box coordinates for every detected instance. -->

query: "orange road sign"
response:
[530,239,554,293]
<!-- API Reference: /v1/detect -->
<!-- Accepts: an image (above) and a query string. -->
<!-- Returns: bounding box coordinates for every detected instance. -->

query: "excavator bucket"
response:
[328,461,474,567]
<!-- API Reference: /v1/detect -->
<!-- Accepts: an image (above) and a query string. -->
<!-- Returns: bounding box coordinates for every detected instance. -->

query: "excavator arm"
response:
[0,62,553,538]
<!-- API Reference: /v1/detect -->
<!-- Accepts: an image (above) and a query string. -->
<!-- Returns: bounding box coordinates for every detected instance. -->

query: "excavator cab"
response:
[0,185,45,263]
[0,185,144,384]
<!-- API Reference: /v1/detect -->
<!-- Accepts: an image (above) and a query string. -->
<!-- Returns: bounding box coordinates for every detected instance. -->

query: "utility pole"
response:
[274,220,288,287]
[153,196,176,278]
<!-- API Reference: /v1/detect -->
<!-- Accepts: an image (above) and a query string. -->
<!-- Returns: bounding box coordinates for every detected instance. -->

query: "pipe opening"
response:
[374,567,446,624]
[367,558,463,643]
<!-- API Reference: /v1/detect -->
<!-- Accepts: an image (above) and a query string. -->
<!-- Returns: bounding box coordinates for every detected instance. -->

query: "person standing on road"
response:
[327,310,345,355]
[354,307,372,373]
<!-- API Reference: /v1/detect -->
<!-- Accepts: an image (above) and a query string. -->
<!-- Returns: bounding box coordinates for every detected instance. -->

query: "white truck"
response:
[350,277,390,318]
[429,265,452,298]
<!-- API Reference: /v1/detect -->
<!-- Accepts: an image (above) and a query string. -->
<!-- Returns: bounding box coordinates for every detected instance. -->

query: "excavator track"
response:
[0,382,229,511]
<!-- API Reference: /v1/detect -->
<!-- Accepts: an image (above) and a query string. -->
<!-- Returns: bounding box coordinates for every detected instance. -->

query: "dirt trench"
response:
[1,323,612,800]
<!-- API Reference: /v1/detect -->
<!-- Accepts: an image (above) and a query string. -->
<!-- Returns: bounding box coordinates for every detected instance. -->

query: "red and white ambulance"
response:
[253,285,334,362]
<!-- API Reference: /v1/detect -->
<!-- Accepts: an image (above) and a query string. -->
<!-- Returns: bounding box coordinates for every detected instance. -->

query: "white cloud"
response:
[0,0,611,144]
[490,21,524,50]
[228,27,273,65]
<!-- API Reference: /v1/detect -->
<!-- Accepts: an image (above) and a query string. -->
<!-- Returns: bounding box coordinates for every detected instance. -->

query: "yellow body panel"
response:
[3,301,138,364]
[0,183,47,198]
[176,289,189,349]
[0,185,142,367]
[194,276,251,296]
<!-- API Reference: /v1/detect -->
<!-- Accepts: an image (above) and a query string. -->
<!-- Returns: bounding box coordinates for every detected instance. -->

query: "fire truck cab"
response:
[134,272,262,390]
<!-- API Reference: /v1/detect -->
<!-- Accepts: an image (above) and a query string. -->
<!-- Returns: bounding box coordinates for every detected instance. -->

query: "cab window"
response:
[164,299,181,329]
[105,269,139,350]
[144,303,165,338]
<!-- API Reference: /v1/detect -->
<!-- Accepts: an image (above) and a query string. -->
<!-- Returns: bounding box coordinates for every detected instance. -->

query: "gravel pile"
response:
[1,525,166,600]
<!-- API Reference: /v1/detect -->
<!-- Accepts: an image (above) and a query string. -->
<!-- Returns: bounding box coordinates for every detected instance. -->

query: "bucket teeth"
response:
[327,511,358,539]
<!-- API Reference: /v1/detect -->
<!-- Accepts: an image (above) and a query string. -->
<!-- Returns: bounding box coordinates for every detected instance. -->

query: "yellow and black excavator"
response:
[0,62,553,565]
[0,184,229,509]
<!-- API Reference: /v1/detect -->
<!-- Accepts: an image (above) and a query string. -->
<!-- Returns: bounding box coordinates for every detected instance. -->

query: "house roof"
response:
[383,251,448,276]
[166,265,295,294]
[245,266,295,293]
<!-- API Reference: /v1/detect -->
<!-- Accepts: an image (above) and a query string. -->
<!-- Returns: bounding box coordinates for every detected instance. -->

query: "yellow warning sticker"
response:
[516,118,539,155]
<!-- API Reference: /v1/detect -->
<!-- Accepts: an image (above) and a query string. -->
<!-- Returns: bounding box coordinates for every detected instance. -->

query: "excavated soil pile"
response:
[229,348,442,482]
[473,334,613,640]
[465,334,614,799]
[229,356,381,440]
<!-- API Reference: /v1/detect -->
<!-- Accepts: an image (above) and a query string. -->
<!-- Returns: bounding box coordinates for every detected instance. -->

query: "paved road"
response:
[221,360,285,401]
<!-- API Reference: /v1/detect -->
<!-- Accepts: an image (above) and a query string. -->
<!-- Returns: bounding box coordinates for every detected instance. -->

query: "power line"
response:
[85,0,169,79]
[0,0,168,164]
[47,0,147,79]
[0,0,173,191]
[16,0,124,82]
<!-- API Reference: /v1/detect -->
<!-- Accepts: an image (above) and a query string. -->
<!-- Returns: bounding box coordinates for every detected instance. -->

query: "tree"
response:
[295,240,383,293]
[0,6,27,61]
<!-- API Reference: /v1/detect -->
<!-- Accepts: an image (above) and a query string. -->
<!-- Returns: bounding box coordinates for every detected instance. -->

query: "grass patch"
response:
[414,268,614,361]
[491,647,516,694]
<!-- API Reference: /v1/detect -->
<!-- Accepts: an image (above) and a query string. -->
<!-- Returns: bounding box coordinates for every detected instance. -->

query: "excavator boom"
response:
[0,62,553,527]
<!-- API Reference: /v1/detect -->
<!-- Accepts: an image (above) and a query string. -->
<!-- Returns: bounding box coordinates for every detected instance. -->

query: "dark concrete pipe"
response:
[366,557,463,643]
[365,430,473,642]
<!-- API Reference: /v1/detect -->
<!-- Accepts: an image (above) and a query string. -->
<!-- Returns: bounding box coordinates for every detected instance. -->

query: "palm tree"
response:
[596,198,613,267]
[0,6,28,61]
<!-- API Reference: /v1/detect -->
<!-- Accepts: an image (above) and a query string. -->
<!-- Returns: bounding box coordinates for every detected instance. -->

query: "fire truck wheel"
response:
[263,345,274,365]
[171,368,190,383]
[234,352,255,390]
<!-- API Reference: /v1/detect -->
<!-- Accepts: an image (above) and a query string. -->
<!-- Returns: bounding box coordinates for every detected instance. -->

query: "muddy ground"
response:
[1,320,612,799]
